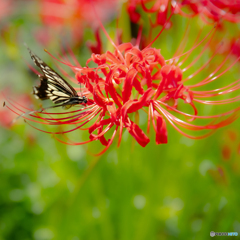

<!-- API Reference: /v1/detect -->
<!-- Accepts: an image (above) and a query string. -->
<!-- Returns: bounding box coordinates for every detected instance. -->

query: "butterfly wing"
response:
[27,48,79,105]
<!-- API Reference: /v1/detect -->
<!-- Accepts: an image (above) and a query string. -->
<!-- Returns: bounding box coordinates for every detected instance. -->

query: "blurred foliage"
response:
[0,1,240,240]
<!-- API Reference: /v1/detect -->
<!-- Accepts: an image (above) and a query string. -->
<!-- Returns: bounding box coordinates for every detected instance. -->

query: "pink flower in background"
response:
[0,0,13,20]
[36,0,118,46]
[40,0,118,26]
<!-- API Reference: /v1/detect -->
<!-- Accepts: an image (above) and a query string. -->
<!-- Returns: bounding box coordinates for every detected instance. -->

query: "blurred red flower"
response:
[127,0,174,28]
[221,129,240,161]
[36,0,118,46]
[178,0,240,23]
[0,0,13,20]
[126,0,240,30]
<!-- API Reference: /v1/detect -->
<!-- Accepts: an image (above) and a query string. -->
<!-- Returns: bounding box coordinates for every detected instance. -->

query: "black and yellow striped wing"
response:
[27,48,79,105]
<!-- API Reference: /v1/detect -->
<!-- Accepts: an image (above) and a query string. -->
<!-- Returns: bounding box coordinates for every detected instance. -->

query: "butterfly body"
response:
[27,47,87,109]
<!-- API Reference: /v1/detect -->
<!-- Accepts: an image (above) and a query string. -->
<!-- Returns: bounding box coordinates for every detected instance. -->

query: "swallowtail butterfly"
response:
[27,47,87,109]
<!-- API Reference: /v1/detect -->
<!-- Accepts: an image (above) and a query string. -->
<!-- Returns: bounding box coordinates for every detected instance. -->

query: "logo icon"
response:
[210,231,215,237]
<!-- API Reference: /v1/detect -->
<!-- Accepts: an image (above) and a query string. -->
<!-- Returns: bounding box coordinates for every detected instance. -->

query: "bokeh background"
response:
[0,1,240,239]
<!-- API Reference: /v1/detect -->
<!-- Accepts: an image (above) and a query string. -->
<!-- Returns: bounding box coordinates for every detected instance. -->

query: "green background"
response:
[0,1,240,239]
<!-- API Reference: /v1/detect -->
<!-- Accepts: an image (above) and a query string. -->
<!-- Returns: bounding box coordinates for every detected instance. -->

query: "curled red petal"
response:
[106,102,119,123]
[117,42,133,52]
[106,51,122,64]
[133,77,144,94]
[127,120,150,147]
[93,86,107,108]
[160,65,183,91]
[87,28,102,54]
[83,76,94,93]
[127,5,141,23]
[154,74,166,100]
[146,70,152,88]
[161,64,172,77]
[122,68,138,103]
[99,136,109,146]
[105,69,123,107]
[97,122,111,146]
[89,118,111,134]
[157,7,168,26]
[155,113,168,144]
[127,88,154,113]
[126,47,143,61]
[94,126,118,156]
[90,53,107,65]
[121,100,134,122]
[108,80,122,108]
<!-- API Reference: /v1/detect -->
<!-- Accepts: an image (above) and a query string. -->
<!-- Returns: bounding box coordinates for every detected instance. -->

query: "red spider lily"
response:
[5,20,240,155]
